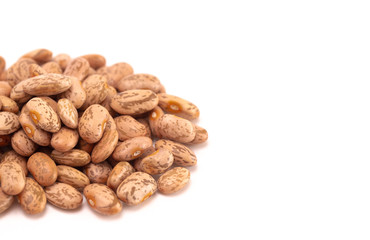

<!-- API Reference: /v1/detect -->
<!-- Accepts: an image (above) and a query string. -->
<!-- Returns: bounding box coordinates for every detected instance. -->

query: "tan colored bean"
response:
[57,165,90,190]
[53,53,71,71]
[51,149,91,167]
[77,138,94,154]
[64,57,90,81]
[78,104,109,144]
[155,139,197,166]
[83,161,112,184]
[29,63,47,77]
[80,54,106,70]
[19,113,51,146]
[45,182,83,210]
[107,161,135,191]
[39,96,58,113]
[0,112,20,135]
[116,73,162,93]
[23,73,73,96]
[0,161,26,195]
[133,146,156,171]
[58,77,86,109]
[80,74,108,109]
[116,172,157,206]
[83,183,122,215]
[158,93,200,120]
[114,115,147,141]
[57,98,78,129]
[157,114,196,143]
[51,127,79,152]
[97,62,133,88]
[11,129,37,157]
[110,89,159,115]
[6,58,35,86]
[27,152,58,187]
[100,85,117,116]
[26,97,61,133]
[42,61,63,74]
[0,187,14,214]
[139,148,174,175]
[0,150,28,175]
[18,177,46,215]
[0,56,5,74]
[91,129,119,164]
[190,125,208,144]
[0,70,6,81]
[0,81,12,97]
[0,134,11,147]
[112,136,153,161]
[0,96,18,113]
[148,106,164,138]
[10,80,32,103]
[21,48,52,64]
[157,167,190,194]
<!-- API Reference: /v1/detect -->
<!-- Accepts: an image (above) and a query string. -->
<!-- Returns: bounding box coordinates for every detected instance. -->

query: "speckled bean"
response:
[18,177,46,215]
[107,161,135,191]
[157,167,190,194]
[78,104,109,144]
[0,96,19,113]
[64,57,90,81]
[57,98,78,129]
[116,172,157,206]
[58,77,86,109]
[157,114,196,143]
[42,61,63,74]
[116,73,162,93]
[57,165,90,190]
[100,85,117,116]
[11,129,38,157]
[91,128,119,164]
[29,63,47,77]
[110,89,159,115]
[97,62,133,88]
[21,48,52,64]
[53,53,71,71]
[0,187,14,214]
[155,139,197,166]
[51,127,79,152]
[83,161,112,184]
[112,136,153,161]
[51,149,91,167]
[83,183,122,215]
[80,54,106,70]
[6,58,35,86]
[139,148,174,175]
[0,111,20,135]
[190,125,208,144]
[0,161,26,195]
[39,96,58,113]
[45,182,83,210]
[26,97,61,133]
[0,150,28,175]
[114,115,147,141]
[80,74,108,109]
[10,80,32,103]
[27,152,58,187]
[22,73,72,96]
[148,106,164,138]
[19,113,51,146]
[157,93,200,120]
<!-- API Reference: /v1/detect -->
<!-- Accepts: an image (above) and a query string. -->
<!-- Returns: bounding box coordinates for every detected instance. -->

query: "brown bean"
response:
[0,112,20,135]
[107,161,135,191]
[133,146,156,171]
[0,150,28,175]
[58,77,86,109]
[51,149,91,167]
[83,183,122,215]
[0,161,26,195]
[110,89,159,115]
[45,182,83,210]
[57,98,78,129]
[77,138,94,154]
[114,115,147,141]
[26,97,61,133]
[116,172,157,206]
[78,104,109,144]
[51,127,79,152]
[157,167,190,194]
[23,73,73,96]
[21,48,52,64]
[57,165,90,190]
[0,134,11,147]
[83,161,112,184]
[190,125,208,144]
[64,57,90,81]
[80,54,106,70]
[18,177,46,215]
[158,93,200,120]
[80,74,108,109]
[27,152,58,187]
[112,136,153,161]
[116,73,162,93]
[0,187,14,214]
[139,148,174,175]
[157,114,196,143]
[155,139,197,166]
[91,129,119,164]
[11,129,38,157]
[0,96,18,113]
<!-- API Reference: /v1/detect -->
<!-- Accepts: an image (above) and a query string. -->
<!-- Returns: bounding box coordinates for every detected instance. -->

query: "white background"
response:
[1,0,370,239]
